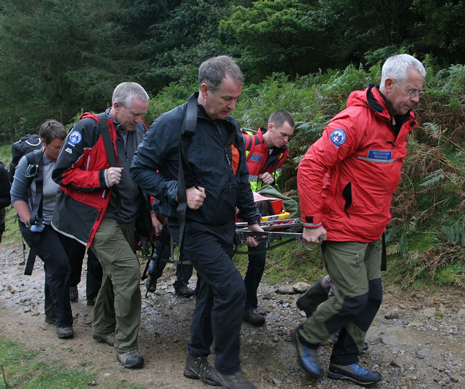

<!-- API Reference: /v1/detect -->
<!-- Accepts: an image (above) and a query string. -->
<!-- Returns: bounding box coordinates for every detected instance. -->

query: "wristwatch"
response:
[248,219,261,226]
[24,220,31,229]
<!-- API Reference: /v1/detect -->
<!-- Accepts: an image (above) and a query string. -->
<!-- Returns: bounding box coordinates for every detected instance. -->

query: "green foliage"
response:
[221,0,326,82]
[143,0,233,91]
[0,336,97,389]
[0,0,147,139]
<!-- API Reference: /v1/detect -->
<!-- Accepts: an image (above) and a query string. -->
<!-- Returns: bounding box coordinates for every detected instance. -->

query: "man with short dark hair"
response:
[52,82,149,368]
[293,54,426,385]
[242,109,295,326]
[131,55,261,389]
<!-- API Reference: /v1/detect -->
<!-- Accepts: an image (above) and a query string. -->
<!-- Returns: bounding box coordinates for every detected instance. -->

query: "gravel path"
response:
[1,242,465,388]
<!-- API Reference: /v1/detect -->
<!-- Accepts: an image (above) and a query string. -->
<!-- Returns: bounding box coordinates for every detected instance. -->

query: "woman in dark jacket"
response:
[11,120,74,339]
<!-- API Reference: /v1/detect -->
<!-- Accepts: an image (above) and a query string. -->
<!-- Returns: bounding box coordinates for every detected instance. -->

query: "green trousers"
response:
[91,218,141,353]
[300,238,383,365]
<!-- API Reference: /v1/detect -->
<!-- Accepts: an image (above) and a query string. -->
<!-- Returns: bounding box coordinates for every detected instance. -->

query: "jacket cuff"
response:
[99,170,110,188]
[302,215,322,228]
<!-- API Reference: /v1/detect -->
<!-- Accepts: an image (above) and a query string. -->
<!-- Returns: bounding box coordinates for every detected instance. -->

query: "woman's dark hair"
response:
[39,120,67,145]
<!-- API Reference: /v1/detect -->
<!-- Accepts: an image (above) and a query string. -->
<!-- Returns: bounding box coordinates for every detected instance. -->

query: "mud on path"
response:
[1,242,465,389]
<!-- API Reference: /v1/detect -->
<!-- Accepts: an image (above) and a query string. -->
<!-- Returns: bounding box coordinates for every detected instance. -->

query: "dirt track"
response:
[1,241,465,388]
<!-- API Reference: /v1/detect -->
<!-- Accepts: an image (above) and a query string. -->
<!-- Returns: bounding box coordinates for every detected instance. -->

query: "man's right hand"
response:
[186,186,206,210]
[106,167,123,186]
[302,225,327,244]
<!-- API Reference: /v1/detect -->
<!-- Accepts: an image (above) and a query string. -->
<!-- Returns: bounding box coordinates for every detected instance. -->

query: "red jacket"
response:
[242,127,288,192]
[297,85,418,242]
[52,112,144,246]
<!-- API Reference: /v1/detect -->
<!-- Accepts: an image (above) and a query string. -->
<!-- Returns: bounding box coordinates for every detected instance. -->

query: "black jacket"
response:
[131,93,260,226]
[0,162,11,225]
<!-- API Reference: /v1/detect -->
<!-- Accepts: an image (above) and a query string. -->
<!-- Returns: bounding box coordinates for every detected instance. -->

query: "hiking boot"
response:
[183,353,221,386]
[92,331,115,347]
[56,327,74,339]
[296,280,329,317]
[45,315,56,325]
[69,286,78,302]
[216,370,257,389]
[117,350,144,369]
[243,309,265,326]
[146,274,157,293]
[328,363,382,385]
[290,327,322,379]
[176,285,195,298]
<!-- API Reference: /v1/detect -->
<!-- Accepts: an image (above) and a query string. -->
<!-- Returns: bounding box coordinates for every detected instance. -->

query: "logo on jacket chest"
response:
[367,150,392,160]
[249,154,263,162]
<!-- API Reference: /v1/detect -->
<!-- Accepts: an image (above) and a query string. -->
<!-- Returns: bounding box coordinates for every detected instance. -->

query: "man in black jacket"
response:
[131,55,262,389]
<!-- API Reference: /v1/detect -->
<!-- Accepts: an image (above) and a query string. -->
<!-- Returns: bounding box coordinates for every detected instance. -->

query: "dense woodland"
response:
[1,0,465,286]
[0,0,464,134]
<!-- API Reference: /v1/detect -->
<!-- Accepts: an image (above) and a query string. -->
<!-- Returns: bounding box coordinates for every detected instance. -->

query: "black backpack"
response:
[9,134,42,183]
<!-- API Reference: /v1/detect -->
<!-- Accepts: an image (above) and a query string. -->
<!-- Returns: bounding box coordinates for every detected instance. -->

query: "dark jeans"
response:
[244,241,266,310]
[63,236,102,300]
[169,219,245,375]
[21,224,73,327]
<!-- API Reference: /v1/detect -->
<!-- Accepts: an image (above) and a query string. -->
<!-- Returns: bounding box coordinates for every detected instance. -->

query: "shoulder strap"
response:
[244,134,259,162]
[97,113,117,167]
[177,93,198,260]
[27,149,44,225]
[96,113,121,211]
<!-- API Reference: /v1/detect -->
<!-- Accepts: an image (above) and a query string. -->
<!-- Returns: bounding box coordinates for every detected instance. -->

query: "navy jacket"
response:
[130,93,260,226]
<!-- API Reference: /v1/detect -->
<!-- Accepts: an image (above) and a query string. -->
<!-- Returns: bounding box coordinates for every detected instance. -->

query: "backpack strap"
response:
[24,149,44,276]
[97,113,121,212]
[176,93,199,262]
[26,149,44,225]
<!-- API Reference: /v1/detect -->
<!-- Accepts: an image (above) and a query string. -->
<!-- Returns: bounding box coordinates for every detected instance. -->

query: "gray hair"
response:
[198,55,244,93]
[39,119,67,145]
[380,54,426,86]
[112,82,149,107]
[269,109,295,128]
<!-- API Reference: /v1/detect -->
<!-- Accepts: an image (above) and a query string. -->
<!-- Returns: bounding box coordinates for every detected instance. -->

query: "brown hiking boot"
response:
[176,285,195,297]
[117,350,144,368]
[243,309,265,326]
[92,331,115,347]
[183,353,221,386]
[56,327,74,339]
[216,370,257,389]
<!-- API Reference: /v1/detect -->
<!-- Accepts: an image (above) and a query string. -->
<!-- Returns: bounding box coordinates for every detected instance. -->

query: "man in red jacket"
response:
[52,82,149,369]
[242,110,295,325]
[292,54,426,385]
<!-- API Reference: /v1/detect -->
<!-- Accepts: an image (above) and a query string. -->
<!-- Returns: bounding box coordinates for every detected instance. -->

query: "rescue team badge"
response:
[249,154,263,162]
[68,130,82,146]
[329,128,346,148]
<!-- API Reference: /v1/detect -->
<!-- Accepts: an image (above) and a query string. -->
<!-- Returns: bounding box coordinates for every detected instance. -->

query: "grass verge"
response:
[0,336,96,389]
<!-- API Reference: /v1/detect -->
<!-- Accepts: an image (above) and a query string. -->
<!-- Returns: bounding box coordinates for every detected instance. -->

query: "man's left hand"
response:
[259,172,274,185]
[246,223,264,247]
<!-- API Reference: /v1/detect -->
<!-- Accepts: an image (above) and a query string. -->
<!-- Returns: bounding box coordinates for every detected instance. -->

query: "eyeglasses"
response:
[393,79,424,97]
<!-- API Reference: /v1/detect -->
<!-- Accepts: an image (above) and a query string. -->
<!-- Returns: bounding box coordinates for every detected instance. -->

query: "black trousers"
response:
[63,236,102,300]
[244,241,266,310]
[169,219,246,375]
[21,224,73,327]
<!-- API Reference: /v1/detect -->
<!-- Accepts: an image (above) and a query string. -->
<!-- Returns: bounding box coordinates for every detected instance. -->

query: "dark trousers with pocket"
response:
[21,224,73,327]
[63,236,102,300]
[169,218,246,375]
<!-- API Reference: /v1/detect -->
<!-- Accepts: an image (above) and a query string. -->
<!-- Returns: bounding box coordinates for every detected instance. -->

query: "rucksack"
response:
[9,134,42,183]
